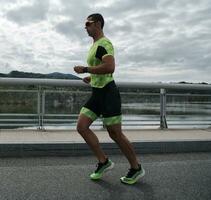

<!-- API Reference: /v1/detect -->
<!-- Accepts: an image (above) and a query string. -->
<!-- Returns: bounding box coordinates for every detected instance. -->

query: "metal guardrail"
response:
[1,77,211,90]
[0,77,211,130]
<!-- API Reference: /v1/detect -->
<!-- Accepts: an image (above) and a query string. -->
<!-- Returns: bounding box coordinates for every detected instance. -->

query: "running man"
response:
[74,13,145,185]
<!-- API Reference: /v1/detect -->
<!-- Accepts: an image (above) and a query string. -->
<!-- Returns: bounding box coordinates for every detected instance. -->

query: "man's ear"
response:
[95,21,102,29]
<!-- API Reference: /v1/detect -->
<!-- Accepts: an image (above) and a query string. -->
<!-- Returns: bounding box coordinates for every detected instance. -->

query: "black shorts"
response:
[80,81,122,125]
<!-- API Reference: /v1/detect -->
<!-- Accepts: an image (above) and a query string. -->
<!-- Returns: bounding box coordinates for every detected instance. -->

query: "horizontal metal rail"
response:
[0,77,211,90]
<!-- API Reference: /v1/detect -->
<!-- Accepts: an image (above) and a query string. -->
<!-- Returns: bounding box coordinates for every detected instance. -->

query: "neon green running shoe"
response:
[120,164,145,185]
[90,159,114,180]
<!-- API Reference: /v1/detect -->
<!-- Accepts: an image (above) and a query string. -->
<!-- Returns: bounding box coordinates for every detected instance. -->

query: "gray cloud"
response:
[54,19,86,42]
[6,0,49,25]
[55,20,75,36]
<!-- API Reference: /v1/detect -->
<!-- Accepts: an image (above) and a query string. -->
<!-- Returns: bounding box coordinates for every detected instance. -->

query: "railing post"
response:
[41,90,45,130]
[160,88,168,129]
[37,86,45,130]
[37,86,41,129]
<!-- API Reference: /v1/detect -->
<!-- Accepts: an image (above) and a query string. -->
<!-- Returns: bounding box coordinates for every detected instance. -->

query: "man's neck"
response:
[93,31,104,42]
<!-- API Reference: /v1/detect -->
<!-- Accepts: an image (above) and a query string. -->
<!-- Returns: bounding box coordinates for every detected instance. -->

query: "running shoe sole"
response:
[120,168,145,185]
[90,161,115,180]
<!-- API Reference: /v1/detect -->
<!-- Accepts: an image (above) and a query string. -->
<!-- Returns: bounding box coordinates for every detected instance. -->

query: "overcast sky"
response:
[0,0,211,83]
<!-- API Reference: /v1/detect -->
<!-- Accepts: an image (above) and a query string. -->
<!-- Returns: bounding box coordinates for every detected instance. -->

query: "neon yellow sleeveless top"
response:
[87,37,114,88]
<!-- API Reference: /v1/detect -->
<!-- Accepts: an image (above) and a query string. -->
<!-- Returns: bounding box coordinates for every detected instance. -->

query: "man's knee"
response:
[108,130,122,141]
[77,123,89,135]
[107,124,122,141]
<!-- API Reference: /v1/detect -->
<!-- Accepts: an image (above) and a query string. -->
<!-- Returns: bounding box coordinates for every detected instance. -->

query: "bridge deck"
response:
[0,128,211,143]
[0,128,211,157]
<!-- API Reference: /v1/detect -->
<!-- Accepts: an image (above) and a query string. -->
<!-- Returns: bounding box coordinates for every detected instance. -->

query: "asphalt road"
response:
[0,152,210,200]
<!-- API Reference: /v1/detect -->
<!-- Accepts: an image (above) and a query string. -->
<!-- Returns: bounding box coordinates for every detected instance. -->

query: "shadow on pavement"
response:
[92,179,155,200]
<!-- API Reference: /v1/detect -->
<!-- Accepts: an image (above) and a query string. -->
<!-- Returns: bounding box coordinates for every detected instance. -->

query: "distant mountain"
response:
[0,71,81,80]
[46,72,81,79]
[178,81,208,85]
[0,73,7,77]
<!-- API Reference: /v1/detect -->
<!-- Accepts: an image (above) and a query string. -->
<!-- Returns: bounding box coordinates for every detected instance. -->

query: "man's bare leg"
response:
[76,114,107,163]
[106,123,139,169]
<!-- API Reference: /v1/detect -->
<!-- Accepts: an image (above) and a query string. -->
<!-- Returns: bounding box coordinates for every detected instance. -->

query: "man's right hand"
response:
[83,76,91,84]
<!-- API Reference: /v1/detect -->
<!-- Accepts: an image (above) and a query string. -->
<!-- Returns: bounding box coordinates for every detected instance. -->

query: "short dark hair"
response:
[87,13,104,29]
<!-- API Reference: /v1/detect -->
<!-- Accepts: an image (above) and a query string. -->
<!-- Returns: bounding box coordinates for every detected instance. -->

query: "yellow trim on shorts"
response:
[103,115,122,126]
[80,107,98,121]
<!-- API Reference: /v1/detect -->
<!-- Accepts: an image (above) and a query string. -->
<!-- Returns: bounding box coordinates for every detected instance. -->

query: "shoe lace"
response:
[126,165,141,178]
[126,168,137,178]
[95,162,104,173]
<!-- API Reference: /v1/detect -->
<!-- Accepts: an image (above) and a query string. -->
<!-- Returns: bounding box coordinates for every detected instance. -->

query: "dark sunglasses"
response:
[85,21,95,27]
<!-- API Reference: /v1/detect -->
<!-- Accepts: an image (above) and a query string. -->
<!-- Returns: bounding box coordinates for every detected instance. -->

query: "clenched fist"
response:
[83,76,91,84]
[74,66,88,74]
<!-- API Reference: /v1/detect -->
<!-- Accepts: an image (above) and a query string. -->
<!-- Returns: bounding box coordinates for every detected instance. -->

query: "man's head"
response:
[86,13,104,29]
[85,13,104,37]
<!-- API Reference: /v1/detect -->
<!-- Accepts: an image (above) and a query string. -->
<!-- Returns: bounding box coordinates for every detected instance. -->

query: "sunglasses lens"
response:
[85,22,90,26]
[85,21,95,27]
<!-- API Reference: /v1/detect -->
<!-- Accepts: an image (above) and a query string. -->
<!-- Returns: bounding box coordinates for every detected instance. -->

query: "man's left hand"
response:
[74,66,86,74]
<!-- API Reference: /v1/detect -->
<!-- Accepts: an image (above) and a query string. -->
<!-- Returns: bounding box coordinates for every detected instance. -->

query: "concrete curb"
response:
[1,140,211,157]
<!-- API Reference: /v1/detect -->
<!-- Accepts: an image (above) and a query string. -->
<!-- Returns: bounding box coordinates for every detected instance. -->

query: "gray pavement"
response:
[0,152,210,200]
